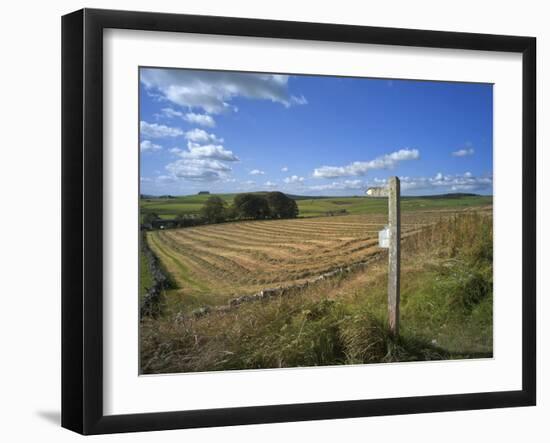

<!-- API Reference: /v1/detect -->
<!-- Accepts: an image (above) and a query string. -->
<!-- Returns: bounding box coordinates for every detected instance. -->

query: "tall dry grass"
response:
[141,212,493,374]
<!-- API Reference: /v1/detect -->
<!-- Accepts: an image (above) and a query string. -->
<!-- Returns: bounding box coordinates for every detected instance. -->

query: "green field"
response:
[295,194,492,216]
[141,193,493,220]
[139,248,154,303]
[140,211,493,373]
[139,192,493,372]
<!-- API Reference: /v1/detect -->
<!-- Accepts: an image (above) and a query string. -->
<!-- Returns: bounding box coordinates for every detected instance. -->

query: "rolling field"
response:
[141,210,493,373]
[141,194,236,219]
[141,193,493,219]
[295,194,492,216]
[144,205,490,311]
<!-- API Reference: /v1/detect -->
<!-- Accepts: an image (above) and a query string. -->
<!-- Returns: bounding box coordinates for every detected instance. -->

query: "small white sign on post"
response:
[378,226,390,248]
[366,187,389,198]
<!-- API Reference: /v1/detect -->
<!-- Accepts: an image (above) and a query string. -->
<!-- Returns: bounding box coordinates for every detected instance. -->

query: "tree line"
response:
[143,192,299,229]
[201,192,299,223]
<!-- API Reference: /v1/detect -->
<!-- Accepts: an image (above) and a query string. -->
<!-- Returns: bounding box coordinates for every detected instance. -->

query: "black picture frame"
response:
[62,8,536,435]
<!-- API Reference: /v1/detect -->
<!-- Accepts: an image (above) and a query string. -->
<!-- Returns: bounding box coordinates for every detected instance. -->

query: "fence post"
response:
[387,176,401,336]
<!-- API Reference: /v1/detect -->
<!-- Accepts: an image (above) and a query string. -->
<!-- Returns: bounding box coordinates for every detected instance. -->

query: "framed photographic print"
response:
[61,8,536,435]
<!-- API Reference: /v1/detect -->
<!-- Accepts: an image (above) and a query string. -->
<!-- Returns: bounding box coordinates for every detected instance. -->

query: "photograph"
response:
[138,67,494,374]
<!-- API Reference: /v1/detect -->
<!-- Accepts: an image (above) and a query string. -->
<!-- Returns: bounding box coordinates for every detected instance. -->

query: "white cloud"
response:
[156,175,177,184]
[264,181,277,188]
[452,148,475,157]
[160,108,216,128]
[399,173,492,193]
[249,169,265,175]
[185,128,223,144]
[160,107,183,118]
[307,173,492,194]
[164,126,239,182]
[312,148,420,179]
[291,95,308,105]
[283,175,305,184]
[165,158,232,182]
[140,140,162,152]
[309,179,365,191]
[140,121,183,138]
[281,166,289,172]
[140,69,307,114]
[184,113,216,127]
[180,142,239,161]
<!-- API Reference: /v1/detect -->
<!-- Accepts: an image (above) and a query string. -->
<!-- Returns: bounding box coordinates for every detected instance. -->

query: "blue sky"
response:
[139,68,493,196]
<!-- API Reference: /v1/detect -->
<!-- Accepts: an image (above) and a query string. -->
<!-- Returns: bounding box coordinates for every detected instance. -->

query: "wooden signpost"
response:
[366,176,401,336]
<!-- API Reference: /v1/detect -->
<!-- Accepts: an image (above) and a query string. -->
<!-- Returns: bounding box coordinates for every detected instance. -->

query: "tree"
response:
[142,212,160,226]
[266,191,299,218]
[200,196,227,224]
[175,212,194,228]
[233,193,271,219]
[224,204,238,221]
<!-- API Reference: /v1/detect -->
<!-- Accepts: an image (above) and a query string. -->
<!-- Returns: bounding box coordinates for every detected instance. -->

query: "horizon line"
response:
[140,191,494,198]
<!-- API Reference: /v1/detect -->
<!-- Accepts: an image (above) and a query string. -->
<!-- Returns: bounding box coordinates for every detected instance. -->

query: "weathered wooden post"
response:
[366,176,401,336]
[387,176,400,336]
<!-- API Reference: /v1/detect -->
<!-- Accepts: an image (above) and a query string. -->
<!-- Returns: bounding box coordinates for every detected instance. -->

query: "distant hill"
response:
[140,192,492,220]
[404,193,481,199]
[289,192,486,200]
[141,191,487,201]
[283,193,330,200]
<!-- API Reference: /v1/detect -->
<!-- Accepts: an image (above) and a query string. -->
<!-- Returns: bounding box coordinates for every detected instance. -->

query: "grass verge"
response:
[141,212,492,373]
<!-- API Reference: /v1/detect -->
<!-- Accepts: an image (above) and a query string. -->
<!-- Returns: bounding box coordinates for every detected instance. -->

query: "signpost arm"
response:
[388,176,401,336]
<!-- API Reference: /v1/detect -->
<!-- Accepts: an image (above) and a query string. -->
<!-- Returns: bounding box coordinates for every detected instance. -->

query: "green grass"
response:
[351,263,492,357]
[140,212,493,373]
[141,193,493,220]
[140,194,236,219]
[297,194,492,216]
[139,248,154,302]
[146,234,219,313]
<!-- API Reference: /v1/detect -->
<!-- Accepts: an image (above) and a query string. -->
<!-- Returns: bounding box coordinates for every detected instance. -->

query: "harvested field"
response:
[145,209,483,311]
[141,211,494,373]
